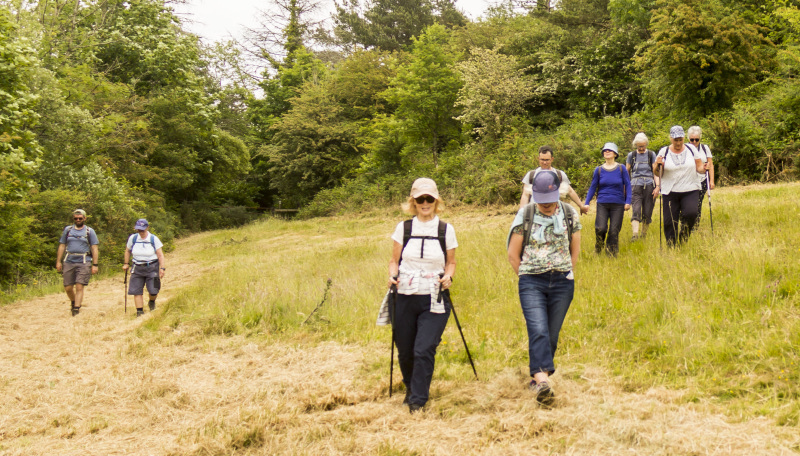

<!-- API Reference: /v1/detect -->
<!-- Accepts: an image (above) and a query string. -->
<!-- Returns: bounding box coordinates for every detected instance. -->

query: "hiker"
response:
[507,170,581,405]
[625,133,660,241]
[56,209,100,316]
[655,126,708,246]
[520,145,589,214]
[583,143,631,257]
[122,219,166,317]
[388,178,457,413]
[687,126,715,226]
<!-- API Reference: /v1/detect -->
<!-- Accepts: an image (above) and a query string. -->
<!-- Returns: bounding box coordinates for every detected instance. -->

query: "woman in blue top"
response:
[583,143,632,256]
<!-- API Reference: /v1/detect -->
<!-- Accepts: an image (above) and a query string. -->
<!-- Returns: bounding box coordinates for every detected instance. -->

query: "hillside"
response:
[1,183,799,454]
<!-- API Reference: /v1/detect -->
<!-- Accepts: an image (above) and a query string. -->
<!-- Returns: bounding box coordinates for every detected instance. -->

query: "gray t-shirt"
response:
[59,226,100,263]
[626,150,656,187]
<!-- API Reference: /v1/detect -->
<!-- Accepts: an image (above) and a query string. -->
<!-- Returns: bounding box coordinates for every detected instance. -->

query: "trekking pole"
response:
[123,268,129,314]
[706,171,714,235]
[389,279,397,397]
[438,276,478,380]
[658,163,664,250]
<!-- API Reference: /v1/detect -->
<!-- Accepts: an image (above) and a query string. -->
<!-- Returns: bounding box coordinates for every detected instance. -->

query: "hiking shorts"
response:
[128,262,161,296]
[63,262,92,287]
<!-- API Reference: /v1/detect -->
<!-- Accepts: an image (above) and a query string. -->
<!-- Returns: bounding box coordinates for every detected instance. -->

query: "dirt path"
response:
[1,242,798,455]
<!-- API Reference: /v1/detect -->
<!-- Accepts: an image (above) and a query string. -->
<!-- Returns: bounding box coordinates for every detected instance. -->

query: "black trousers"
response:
[662,190,700,246]
[595,203,625,256]
[391,292,450,407]
[696,179,708,227]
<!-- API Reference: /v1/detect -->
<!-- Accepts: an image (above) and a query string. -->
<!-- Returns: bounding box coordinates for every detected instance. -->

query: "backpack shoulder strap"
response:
[150,234,156,250]
[648,150,655,167]
[520,203,536,259]
[437,220,448,264]
[402,220,413,251]
[560,202,574,248]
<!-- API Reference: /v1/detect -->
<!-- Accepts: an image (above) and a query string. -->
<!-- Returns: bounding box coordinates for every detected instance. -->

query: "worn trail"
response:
[0,239,797,455]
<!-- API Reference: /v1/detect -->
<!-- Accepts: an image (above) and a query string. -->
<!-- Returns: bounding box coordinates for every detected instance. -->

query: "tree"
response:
[636,0,775,116]
[334,0,465,51]
[383,24,462,166]
[455,47,533,141]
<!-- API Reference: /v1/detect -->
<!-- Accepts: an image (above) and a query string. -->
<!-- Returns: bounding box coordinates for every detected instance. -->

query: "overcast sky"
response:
[174,0,496,44]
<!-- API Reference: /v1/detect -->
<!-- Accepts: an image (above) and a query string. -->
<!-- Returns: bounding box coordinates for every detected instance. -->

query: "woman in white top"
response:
[687,125,715,226]
[655,126,708,246]
[388,178,457,413]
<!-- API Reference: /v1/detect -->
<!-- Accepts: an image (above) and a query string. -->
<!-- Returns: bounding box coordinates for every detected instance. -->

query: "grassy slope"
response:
[144,182,800,428]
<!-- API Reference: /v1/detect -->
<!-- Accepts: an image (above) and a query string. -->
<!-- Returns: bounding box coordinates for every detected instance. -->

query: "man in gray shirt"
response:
[56,209,100,316]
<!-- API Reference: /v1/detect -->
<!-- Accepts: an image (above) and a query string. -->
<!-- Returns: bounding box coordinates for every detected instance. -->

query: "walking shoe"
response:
[148,300,156,311]
[402,390,411,405]
[136,309,144,317]
[631,234,639,242]
[408,403,423,414]
[529,380,555,406]
[71,306,80,317]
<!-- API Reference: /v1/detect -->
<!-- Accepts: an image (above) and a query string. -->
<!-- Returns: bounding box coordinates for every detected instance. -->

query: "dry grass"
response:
[1,188,800,454]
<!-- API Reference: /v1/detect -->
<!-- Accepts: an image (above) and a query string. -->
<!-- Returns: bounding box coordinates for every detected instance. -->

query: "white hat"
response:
[409,178,440,200]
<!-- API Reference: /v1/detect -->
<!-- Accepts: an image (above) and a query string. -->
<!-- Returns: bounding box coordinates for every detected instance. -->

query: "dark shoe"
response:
[71,306,80,317]
[530,380,554,406]
[408,403,423,414]
[136,309,144,318]
[148,301,156,311]
[402,390,411,405]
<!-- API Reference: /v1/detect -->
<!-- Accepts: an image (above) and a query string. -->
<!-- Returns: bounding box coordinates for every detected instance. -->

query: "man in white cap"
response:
[123,219,166,317]
[56,209,100,316]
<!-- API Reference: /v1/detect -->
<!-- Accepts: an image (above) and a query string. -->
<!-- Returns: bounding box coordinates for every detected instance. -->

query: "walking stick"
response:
[438,278,478,380]
[706,171,714,235]
[123,268,129,314]
[658,163,664,250]
[389,280,397,397]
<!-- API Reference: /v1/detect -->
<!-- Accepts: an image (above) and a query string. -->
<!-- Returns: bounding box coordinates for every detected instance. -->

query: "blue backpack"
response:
[128,233,156,253]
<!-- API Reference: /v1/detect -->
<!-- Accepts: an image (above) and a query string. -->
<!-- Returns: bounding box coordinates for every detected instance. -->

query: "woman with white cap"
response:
[388,178,457,413]
[583,142,632,256]
[507,170,582,405]
[655,126,708,246]
[123,219,166,317]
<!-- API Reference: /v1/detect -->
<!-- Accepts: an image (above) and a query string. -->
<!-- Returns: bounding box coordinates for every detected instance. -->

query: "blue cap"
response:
[602,142,619,157]
[134,219,149,230]
[531,170,561,204]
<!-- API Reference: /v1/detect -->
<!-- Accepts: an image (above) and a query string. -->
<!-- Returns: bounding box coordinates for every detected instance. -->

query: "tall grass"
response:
[145,183,800,426]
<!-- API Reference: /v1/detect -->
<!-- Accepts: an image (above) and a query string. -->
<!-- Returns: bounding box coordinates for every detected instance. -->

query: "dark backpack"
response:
[626,150,656,174]
[592,163,627,182]
[516,201,575,258]
[399,219,448,266]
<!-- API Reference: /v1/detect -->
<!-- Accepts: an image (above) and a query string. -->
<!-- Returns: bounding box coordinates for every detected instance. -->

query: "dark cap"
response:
[134,219,149,230]
[531,170,561,204]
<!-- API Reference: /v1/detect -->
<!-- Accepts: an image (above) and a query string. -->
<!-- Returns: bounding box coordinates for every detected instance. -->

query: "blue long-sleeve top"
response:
[584,164,632,205]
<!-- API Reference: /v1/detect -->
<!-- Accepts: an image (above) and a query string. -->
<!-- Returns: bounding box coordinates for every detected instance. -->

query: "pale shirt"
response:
[126,233,164,263]
[521,168,571,202]
[658,145,702,194]
[695,144,713,183]
[391,216,458,296]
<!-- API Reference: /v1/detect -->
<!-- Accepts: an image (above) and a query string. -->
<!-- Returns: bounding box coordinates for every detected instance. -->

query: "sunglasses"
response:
[73,217,85,221]
[414,195,436,204]
[688,138,700,142]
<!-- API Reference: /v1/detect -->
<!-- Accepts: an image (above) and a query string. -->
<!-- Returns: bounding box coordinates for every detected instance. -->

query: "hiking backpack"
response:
[128,233,156,253]
[626,150,656,174]
[508,201,576,259]
[399,219,448,266]
[63,225,93,244]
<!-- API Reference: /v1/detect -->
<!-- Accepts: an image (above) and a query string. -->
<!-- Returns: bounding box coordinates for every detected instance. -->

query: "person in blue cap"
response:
[507,170,582,406]
[583,142,632,257]
[122,219,166,317]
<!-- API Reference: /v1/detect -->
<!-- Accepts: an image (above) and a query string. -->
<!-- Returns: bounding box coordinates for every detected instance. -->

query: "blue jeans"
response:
[518,272,574,376]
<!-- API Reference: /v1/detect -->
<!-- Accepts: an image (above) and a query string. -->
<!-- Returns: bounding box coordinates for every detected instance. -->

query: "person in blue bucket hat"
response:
[583,142,632,257]
[507,170,582,406]
[123,219,166,317]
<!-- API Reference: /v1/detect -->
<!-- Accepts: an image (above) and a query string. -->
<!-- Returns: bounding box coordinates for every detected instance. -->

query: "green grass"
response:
[137,183,800,425]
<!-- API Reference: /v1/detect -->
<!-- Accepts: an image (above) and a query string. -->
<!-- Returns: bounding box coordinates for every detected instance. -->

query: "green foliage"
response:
[455,47,533,141]
[383,24,463,167]
[637,0,776,116]
[334,0,465,51]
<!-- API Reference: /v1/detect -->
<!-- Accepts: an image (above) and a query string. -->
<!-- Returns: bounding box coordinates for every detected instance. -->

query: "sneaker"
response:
[408,403,423,414]
[148,301,156,311]
[71,306,80,317]
[529,380,555,406]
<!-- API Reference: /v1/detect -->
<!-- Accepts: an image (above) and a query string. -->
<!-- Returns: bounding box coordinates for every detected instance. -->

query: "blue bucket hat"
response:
[531,170,562,204]
[601,142,619,157]
[134,219,149,230]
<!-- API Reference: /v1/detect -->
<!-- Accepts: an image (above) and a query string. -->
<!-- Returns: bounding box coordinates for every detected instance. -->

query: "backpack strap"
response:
[400,219,449,265]
[560,201,574,249]
[520,203,536,259]
[150,234,156,251]
[438,220,448,265]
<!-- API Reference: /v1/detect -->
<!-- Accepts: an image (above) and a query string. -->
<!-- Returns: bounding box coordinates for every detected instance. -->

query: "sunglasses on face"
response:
[689,138,700,142]
[414,195,436,204]
[73,217,85,221]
